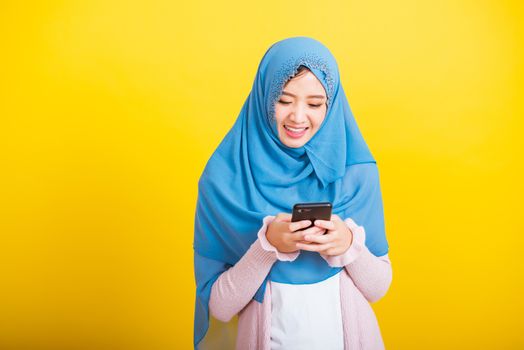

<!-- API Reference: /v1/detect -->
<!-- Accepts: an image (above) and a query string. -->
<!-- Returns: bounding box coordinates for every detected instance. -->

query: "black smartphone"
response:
[291,202,332,233]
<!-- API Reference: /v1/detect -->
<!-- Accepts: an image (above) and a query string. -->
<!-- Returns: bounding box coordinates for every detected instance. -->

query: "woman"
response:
[193,36,392,349]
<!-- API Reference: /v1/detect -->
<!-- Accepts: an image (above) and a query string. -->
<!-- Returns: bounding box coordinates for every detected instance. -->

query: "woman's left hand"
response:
[295,214,353,256]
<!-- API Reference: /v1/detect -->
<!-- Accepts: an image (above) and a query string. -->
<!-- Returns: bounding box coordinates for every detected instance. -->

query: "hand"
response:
[266,213,327,253]
[295,214,353,256]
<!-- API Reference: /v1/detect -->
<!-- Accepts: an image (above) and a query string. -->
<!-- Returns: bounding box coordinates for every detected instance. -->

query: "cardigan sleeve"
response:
[257,215,301,261]
[208,238,276,322]
[321,218,393,303]
[208,215,298,322]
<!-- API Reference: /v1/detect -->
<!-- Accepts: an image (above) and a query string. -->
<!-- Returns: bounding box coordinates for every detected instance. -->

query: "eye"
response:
[309,104,322,108]
[278,100,292,105]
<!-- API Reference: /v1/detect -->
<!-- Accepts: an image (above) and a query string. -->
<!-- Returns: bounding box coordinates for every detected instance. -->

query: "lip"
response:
[285,124,308,129]
[283,124,308,138]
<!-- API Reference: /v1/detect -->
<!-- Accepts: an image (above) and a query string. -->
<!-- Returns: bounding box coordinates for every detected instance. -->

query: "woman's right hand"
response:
[265,213,327,253]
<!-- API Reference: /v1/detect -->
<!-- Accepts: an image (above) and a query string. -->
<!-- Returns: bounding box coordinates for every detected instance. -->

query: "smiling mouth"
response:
[284,125,309,132]
[283,124,309,138]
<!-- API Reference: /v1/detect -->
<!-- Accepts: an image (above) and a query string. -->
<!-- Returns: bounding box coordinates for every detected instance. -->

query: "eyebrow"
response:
[281,91,326,99]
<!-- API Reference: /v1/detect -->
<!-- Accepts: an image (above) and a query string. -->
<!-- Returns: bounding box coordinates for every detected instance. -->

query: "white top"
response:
[270,271,344,350]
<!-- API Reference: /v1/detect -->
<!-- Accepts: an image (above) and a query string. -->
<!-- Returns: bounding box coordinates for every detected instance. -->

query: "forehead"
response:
[282,71,327,97]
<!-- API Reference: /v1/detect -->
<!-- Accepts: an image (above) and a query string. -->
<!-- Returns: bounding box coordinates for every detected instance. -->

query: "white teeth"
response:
[285,125,307,132]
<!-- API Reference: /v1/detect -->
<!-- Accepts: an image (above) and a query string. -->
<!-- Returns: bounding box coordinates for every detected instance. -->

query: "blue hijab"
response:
[193,36,389,349]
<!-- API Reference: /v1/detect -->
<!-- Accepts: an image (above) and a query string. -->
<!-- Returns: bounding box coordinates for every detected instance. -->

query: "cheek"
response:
[274,105,286,124]
[310,110,327,129]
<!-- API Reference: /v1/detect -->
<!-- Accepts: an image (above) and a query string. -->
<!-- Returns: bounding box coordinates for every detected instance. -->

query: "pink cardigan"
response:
[207,216,393,349]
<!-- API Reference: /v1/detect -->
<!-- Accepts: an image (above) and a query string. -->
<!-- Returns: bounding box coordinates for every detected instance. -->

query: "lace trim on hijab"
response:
[266,52,335,123]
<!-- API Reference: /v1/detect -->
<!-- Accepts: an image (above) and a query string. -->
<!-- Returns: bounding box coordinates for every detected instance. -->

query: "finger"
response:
[289,220,312,232]
[289,231,308,242]
[290,230,318,243]
[299,225,326,236]
[296,242,332,252]
[303,232,335,244]
[314,220,335,230]
[297,239,314,244]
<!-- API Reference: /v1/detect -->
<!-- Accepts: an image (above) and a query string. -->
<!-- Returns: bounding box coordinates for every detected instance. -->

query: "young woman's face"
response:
[274,69,328,148]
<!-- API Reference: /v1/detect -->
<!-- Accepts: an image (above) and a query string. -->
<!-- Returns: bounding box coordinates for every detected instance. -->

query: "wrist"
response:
[346,225,353,249]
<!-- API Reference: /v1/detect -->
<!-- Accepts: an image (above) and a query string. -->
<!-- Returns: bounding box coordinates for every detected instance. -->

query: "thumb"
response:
[290,230,307,242]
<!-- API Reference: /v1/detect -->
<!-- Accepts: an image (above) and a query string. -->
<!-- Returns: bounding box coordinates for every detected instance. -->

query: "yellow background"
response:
[1,0,523,349]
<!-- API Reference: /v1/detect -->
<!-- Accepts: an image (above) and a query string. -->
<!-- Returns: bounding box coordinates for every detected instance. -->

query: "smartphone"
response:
[291,202,332,233]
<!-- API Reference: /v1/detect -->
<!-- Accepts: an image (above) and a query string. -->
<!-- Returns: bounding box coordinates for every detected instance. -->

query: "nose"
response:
[288,104,308,124]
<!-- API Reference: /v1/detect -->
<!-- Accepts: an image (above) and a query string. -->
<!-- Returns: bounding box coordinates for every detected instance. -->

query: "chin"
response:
[283,142,304,148]
[280,136,311,148]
